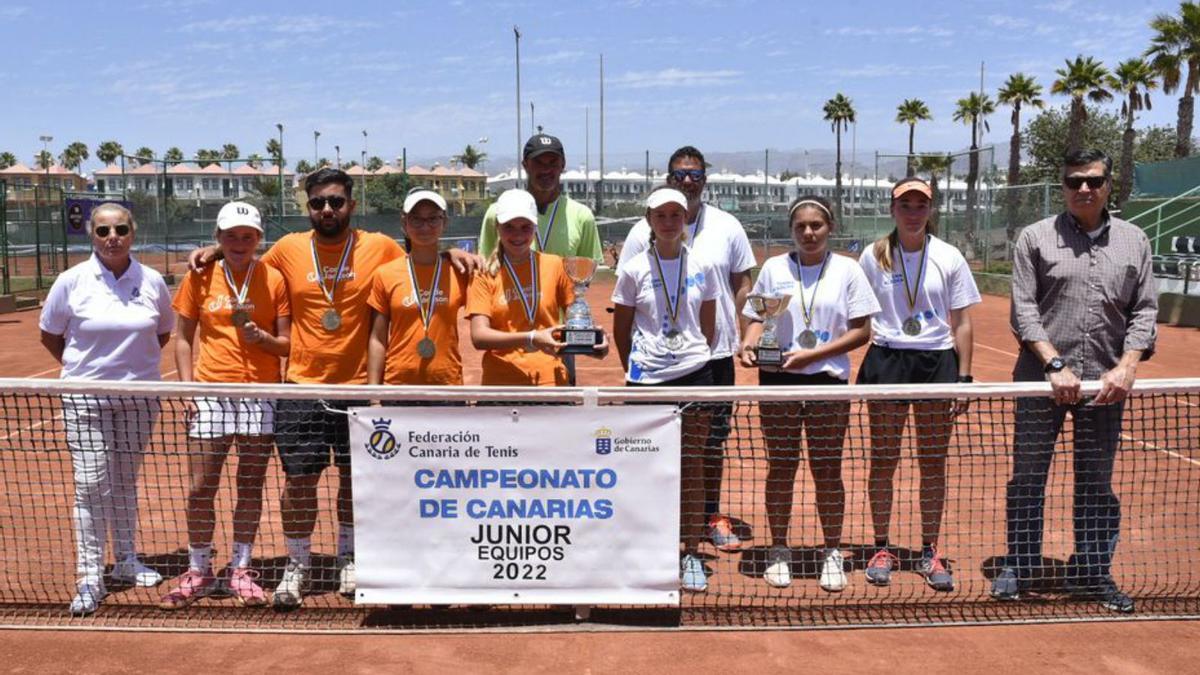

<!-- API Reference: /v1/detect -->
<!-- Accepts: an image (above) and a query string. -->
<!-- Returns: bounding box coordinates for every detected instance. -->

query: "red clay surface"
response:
[1,260,1199,671]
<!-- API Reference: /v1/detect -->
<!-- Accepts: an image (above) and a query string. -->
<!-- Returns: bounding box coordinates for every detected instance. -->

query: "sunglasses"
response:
[1063,175,1108,190]
[308,196,348,211]
[669,169,706,183]
[93,224,131,238]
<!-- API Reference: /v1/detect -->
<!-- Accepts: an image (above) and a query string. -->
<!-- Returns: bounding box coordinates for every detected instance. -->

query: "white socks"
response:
[188,544,213,573]
[285,536,312,567]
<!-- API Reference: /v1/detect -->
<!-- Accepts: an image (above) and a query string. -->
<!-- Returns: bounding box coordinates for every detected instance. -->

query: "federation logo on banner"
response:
[594,427,612,455]
[365,418,400,460]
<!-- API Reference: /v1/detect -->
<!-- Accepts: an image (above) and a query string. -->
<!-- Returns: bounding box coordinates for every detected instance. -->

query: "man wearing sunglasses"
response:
[997,148,1157,613]
[616,145,756,552]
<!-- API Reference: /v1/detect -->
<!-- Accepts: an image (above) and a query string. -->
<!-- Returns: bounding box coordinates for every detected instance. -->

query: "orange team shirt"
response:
[172,261,290,383]
[367,256,469,385]
[466,252,575,386]
[262,230,404,384]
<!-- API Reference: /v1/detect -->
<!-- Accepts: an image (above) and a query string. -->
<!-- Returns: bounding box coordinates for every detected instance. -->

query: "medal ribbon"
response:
[650,245,687,331]
[502,251,540,327]
[897,234,929,320]
[221,259,256,309]
[791,251,829,330]
[309,231,355,309]
[534,197,561,252]
[407,255,444,333]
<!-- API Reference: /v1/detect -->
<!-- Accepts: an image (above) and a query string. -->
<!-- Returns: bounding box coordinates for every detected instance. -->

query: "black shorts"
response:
[625,361,715,408]
[758,370,848,387]
[855,344,958,386]
[274,398,367,477]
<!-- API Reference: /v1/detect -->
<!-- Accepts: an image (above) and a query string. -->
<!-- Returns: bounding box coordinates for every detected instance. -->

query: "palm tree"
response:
[164,147,184,163]
[265,138,285,167]
[221,143,240,160]
[133,146,155,167]
[248,153,264,168]
[58,141,90,171]
[997,73,1045,239]
[953,92,996,258]
[1145,2,1200,157]
[95,140,123,165]
[915,154,954,227]
[453,144,489,170]
[366,155,384,171]
[195,149,220,168]
[0,151,17,169]
[36,150,53,169]
[1051,56,1113,154]
[895,98,932,175]
[295,159,315,175]
[1109,59,1159,206]
[823,93,857,222]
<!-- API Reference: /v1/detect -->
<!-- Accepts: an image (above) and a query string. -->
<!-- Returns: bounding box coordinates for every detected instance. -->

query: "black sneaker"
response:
[990,567,1021,601]
[1064,575,1135,614]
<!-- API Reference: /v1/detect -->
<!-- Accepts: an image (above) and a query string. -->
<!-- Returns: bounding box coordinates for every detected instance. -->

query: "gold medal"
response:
[221,260,256,329]
[417,337,437,359]
[231,308,251,327]
[322,308,342,331]
[310,231,355,334]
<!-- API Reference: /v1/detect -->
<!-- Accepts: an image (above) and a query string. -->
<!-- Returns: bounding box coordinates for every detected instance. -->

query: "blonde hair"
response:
[90,202,137,233]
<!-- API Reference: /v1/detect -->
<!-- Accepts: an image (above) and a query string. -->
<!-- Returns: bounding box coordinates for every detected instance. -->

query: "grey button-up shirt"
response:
[1010,211,1157,381]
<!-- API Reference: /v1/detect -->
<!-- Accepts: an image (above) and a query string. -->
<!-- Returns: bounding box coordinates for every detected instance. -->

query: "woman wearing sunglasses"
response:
[856,177,979,594]
[39,203,176,616]
[161,202,290,610]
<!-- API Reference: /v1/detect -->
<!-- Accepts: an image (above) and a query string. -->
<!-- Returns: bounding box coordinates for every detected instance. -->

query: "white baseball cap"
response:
[494,189,538,225]
[646,188,688,211]
[216,201,263,232]
[403,188,447,214]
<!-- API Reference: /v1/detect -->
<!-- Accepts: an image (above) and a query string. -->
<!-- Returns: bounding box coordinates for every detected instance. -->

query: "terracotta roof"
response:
[200,164,227,174]
[342,165,369,176]
[232,164,262,175]
[93,163,123,176]
[405,165,430,175]
[372,164,403,174]
[128,164,161,175]
[168,163,202,174]
[0,162,35,174]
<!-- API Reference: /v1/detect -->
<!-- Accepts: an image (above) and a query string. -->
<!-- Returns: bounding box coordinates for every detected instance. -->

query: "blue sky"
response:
[0,0,1182,173]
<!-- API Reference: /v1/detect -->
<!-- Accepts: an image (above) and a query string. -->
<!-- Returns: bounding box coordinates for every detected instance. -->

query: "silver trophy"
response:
[747,294,792,367]
[560,256,603,354]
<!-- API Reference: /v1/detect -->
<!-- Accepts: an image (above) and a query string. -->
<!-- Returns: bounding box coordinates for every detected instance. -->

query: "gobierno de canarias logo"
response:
[366,418,401,460]
[594,426,612,455]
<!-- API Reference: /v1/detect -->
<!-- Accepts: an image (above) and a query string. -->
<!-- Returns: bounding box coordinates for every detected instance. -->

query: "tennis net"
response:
[0,377,1196,631]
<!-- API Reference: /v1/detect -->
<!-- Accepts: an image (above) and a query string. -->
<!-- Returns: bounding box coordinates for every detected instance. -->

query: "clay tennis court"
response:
[0,262,1198,672]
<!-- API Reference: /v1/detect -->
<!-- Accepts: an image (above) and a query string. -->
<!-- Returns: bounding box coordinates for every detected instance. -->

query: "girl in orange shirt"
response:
[163,202,290,609]
[467,189,606,385]
[367,190,469,386]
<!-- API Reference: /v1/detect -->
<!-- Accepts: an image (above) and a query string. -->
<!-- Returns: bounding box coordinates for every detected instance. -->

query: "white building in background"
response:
[487,166,971,212]
[92,163,295,202]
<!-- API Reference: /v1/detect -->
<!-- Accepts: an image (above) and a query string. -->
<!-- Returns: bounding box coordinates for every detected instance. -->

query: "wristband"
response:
[526,331,535,351]
[956,375,974,383]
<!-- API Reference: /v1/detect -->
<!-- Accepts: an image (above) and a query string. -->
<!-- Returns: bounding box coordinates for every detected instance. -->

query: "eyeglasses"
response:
[308,196,348,211]
[93,224,131,238]
[1063,175,1108,190]
[669,169,706,183]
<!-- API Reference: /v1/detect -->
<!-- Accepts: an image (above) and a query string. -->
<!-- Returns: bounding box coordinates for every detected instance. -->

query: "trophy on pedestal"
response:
[747,294,792,367]
[559,257,604,354]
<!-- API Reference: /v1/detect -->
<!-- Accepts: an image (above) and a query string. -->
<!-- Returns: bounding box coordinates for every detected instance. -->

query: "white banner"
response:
[348,405,681,605]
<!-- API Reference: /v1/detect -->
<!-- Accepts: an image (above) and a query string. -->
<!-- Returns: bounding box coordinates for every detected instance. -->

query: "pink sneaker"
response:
[228,567,267,607]
[158,569,217,610]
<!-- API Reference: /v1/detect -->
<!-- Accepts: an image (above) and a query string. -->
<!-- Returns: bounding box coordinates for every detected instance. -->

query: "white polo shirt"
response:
[857,235,980,351]
[612,246,720,384]
[743,252,879,379]
[39,254,174,381]
[617,204,756,360]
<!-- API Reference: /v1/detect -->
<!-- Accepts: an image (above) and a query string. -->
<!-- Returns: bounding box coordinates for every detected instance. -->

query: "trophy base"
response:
[755,346,783,367]
[559,327,603,354]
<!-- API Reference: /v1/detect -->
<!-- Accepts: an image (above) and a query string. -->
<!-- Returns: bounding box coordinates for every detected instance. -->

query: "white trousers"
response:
[62,395,160,582]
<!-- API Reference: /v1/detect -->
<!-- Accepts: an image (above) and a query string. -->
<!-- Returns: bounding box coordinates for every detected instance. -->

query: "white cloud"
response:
[824,25,954,38]
[179,14,371,35]
[988,15,1031,30]
[0,5,29,18]
[526,50,586,65]
[611,68,742,89]
[832,64,949,79]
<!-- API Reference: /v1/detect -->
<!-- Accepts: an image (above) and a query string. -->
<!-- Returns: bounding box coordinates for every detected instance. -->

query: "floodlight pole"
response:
[276,123,284,220]
[514,25,523,188]
[361,129,368,221]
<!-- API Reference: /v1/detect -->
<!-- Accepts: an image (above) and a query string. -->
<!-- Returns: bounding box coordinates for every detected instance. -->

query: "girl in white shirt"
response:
[740,195,878,592]
[856,177,980,593]
[612,187,718,593]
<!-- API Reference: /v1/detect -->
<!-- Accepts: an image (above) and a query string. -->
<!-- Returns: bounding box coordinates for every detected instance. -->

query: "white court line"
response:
[0,369,179,443]
[1122,432,1200,468]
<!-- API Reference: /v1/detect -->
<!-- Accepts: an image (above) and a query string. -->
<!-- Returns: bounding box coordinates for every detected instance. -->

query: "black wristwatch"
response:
[1044,356,1066,374]
[956,375,974,383]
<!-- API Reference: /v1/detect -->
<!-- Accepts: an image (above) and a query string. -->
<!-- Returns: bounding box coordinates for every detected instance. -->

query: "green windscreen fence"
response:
[1134,156,1200,198]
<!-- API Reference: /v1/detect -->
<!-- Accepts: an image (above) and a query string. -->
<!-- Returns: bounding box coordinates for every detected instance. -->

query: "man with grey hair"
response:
[994,148,1157,614]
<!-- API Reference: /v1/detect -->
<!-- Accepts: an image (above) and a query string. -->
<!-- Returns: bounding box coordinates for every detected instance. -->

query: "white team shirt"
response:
[743,252,880,379]
[857,234,980,350]
[612,246,720,384]
[617,204,755,360]
[39,254,174,381]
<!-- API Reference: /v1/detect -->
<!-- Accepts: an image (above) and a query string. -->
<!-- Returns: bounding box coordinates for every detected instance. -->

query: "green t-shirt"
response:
[478,194,602,262]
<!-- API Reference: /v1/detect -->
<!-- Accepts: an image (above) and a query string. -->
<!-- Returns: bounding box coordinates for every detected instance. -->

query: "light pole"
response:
[276,123,284,220]
[478,136,489,175]
[313,130,320,166]
[38,135,52,185]
[335,145,341,169]
[361,129,368,220]
[514,25,522,187]
[37,134,52,287]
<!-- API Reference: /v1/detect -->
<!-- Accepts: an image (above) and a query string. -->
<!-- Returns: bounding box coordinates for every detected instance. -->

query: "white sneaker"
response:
[764,547,792,588]
[272,560,310,610]
[338,557,356,597]
[69,579,106,616]
[111,558,163,587]
[819,548,847,593]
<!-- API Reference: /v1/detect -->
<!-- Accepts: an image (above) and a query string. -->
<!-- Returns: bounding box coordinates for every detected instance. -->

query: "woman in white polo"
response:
[39,202,175,616]
[857,177,979,594]
[163,201,290,610]
[612,186,718,594]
